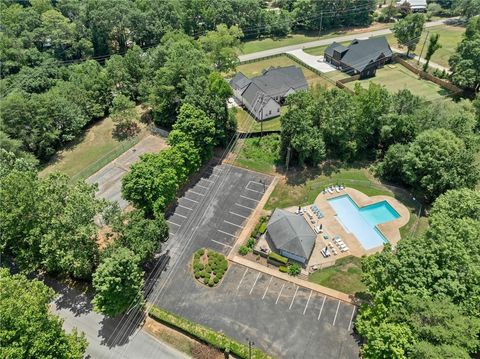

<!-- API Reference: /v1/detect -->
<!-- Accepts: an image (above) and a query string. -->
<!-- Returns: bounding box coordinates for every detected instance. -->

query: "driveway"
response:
[287,49,337,73]
[86,134,167,209]
[238,18,458,63]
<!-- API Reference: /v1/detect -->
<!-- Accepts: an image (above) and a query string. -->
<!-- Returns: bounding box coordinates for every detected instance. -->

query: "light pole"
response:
[247,338,255,359]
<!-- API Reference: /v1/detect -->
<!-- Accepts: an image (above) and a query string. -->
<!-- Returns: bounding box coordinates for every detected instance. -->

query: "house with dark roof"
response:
[324,36,393,79]
[265,209,316,265]
[396,0,427,12]
[230,66,308,121]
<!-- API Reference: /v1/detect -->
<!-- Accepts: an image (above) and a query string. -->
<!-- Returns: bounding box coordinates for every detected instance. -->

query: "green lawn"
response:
[235,108,282,133]
[346,65,451,101]
[308,256,367,295]
[233,135,281,174]
[235,55,335,89]
[40,115,147,180]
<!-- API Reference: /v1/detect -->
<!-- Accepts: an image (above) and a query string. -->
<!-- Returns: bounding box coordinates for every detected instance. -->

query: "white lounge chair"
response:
[335,186,340,193]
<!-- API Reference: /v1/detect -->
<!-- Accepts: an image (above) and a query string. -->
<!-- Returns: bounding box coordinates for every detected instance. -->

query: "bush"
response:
[148,306,272,359]
[213,276,219,284]
[197,248,205,256]
[288,263,301,276]
[247,238,255,249]
[258,223,267,234]
[239,245,250,256]
[279,266,288,273]
[268,252,288,265]
[192,248,228,287]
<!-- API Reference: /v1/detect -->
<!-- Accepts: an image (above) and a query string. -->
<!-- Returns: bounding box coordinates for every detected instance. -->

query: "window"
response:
[277,108,280,113]
[269,110,272,115]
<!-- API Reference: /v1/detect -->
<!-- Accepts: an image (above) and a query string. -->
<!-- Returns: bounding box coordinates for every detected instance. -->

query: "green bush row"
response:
[268,252,288,265]
[149,306,272,359]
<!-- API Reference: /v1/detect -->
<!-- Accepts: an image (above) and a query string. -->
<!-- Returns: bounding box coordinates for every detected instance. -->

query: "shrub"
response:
[194,271,201,279]
[239,246,249,256]
[247,238,255,249]
[205,265,212,273]
[258,223,267,234]
[208,279,215,287]
[213,276,219,284]
[197,248,205,256]
[192,248,228,287]
[279,266,288,273]
[288,263,301,276]
[268,252,288,265]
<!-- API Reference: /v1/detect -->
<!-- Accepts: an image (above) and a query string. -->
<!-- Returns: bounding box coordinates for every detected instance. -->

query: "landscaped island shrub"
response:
[192,248,228,287]
[148,306,272,359]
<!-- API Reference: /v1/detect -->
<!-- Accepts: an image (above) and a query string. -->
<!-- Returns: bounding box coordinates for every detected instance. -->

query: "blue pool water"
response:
[327,195,400,250]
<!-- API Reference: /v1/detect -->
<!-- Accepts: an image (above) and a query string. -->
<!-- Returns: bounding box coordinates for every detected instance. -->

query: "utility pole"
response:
[417,30,429,67]
[247,338,255,359]
[285,146,291,172]
[318,11,323,37]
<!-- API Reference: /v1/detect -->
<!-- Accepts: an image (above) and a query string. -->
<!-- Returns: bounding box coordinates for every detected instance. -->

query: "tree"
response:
[199,24,243,72]
[110,94,139,139]
[0,269,87,358]
[449,16,480,91]
[454,0,480,18]
[423,33,441,71]
[392,13,426,55]
[92,247,144,317]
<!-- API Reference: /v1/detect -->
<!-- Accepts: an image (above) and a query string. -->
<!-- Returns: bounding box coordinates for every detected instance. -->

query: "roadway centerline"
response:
[211,239,232,248]
[262,276,273,300]
[229,211,248,219]
[318,296,326,320]
[235,203,255,210]
[348,306,356,331]
[217,229,237,237]
[275,283,285,304]
[303,290,313,315]
[289,286,299,310]
[332,301,341,326]
[249,272,261,295]
[240,195,259,202]
[224,220,243,228]
[236,268,249,291]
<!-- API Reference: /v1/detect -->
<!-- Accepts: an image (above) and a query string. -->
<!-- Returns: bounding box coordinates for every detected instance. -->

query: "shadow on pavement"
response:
[43,276,93,317]
[98,308,146,348]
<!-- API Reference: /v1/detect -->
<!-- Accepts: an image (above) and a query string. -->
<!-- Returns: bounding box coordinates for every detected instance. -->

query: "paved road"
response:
[46,278,188,359]
[238,18,458,62]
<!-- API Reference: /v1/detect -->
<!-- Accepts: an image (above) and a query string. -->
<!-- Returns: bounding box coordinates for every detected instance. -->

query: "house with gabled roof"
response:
[230,66,308,121]
[324,36,393,79]
[265,208,316,265]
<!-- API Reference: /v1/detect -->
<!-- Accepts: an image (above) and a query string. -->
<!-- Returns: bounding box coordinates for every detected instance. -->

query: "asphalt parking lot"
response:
[145,163,359,359]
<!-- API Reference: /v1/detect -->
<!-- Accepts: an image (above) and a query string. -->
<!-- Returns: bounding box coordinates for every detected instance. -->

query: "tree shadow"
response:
[98,308,146,348]
[43,276,93,317]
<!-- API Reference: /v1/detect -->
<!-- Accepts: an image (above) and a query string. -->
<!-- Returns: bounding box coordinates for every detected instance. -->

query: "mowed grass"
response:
[234,107,283,133]
[235,55,335,89]
[308,256,367,295]
[385,24,465,68]
[346,65,450,101]
[40,115,147,179]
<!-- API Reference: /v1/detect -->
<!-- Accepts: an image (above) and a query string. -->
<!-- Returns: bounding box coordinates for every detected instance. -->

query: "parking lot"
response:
[145,163,359,359]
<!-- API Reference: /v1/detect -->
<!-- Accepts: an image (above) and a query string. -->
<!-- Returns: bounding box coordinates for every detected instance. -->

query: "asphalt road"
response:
[45,278,188,359]
[238,17,458,63]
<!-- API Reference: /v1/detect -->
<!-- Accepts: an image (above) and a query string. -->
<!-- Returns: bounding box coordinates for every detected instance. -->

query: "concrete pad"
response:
[287,49,337,73]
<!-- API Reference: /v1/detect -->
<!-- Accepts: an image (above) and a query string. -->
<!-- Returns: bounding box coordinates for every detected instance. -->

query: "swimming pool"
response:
[328,194,400,250]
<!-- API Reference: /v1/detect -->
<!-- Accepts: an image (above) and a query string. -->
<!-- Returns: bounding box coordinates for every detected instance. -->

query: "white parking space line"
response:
[174,213,187,219]
[249,272,261,295]
[178,205,193,210]
[201,178,214,184]
[332,301,341,326]
[169,232,175,237]
[230,211,248,219]
[167,220,181,227]
[189,190,205,196]
[262,276,273,300]
[240,195,259,202]
[289,286,299,310]
[245,187,264,194]
[217,229,237,237]
[235,203,255,210]
[224,220,243,228]
[318,296,326,320]
[303,290,313,315]
[348,306,356,331]
[196,184,209,190]
[211,239,232,248]
[236,268,249,291]
[275,283,285,304]
[183,197,199,204]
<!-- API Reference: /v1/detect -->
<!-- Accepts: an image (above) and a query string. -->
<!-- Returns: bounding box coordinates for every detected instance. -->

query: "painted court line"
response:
[211,239,232,248]
[189,190,205,197]
[217,229,237,237]
[318,296,326,320]
[348,306,356,331]
[178,205,193,211]
[332,301,341,326]
[167,220,181,227]
[235,203,255,210]
[303,290,313,315]
[230,211,248,219]
[224,220,243,228]
[174,213,187,219]
[236,268,249,291]
[183,197,199,204]
[240,195,259,202]
[289,286,299,310]
[275,283,285,304]
[249,272,261,295]
[262,277,273,300]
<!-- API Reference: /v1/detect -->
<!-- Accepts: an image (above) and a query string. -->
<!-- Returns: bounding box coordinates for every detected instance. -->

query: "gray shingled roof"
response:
[230,72,251,90]
[324,42,348,58]
[325,37,393,73]
[267,209,316,260]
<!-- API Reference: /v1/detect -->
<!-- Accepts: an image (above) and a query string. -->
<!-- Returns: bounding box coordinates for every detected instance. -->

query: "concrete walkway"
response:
[239,17,458,63]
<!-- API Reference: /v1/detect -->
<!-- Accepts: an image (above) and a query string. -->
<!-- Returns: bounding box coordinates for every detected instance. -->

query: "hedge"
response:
[149,306,273,359]
[268,252,288,265]
[258,222,267,234]
[279,266,288,273]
